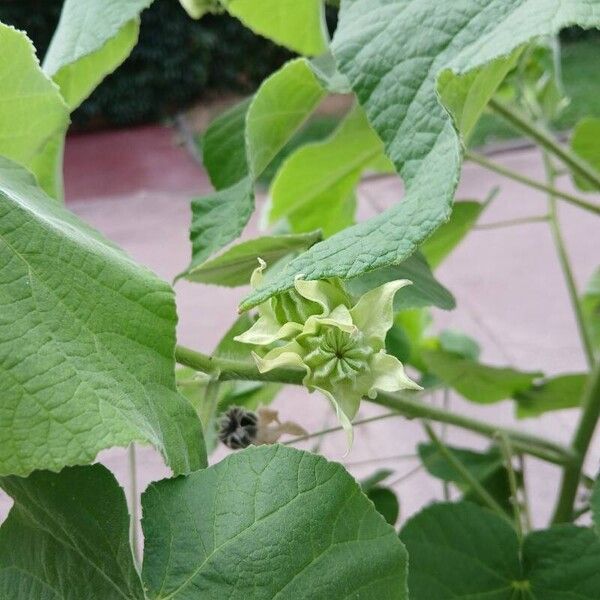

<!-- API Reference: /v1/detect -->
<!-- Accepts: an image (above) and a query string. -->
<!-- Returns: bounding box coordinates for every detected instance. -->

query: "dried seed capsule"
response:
[218,407,258,449]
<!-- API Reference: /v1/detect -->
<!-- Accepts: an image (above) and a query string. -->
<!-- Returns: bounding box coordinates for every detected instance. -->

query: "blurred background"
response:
[0,0,598,530]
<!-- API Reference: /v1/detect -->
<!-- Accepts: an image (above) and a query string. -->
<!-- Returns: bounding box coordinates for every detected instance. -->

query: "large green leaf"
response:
[514,373,587,418]
[400,502,600,599]
[423,349,541,405]
[142,445,408,599]
[269,105,390,236]
[221,0,328,56]
[345,252,456,312]
[420,201,483,269]
[0,25,69,198]
[246,59,327,179]
[570,117,600,192]
[0,158,205,476]
[243,0,600,310]
[0,464,144,599]
[183,230,322,286]
[43,0,153,110]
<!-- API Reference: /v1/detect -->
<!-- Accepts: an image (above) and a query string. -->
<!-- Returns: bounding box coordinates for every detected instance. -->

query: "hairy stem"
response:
[489,97,600,191]
[466,151,600,216]
[552,360,600,523]
[175,345,575,465]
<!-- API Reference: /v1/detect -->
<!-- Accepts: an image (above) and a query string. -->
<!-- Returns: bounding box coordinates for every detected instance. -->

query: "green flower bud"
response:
[235,260,421,445]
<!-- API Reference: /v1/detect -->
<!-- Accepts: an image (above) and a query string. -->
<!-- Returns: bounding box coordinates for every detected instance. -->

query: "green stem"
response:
[488,98,600,191]
[466,151,600,216]
[175,345,575,466]
[542,152,595,368]
[373,390,574,466]
[127,444,140,567]
[175,345,304,384]
[552,360,600,523]
[497,433,524,539]
[424,423,509,521]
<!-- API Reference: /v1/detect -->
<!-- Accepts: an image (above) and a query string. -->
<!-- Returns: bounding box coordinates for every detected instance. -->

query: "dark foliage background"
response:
[0,0,291,129]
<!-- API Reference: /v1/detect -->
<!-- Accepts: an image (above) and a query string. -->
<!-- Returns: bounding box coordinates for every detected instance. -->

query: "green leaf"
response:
[367,487,400,527]
[183,230,322,286]
[423,349,541,405]
[0,25,69,198]
[401,502,600,599]
[243,0,600,310]
[0,157,205,476]
[418,443,513,512]
[582,267,600,356]
[221,0,328,56]
[345,253,456,312]
[201,98,251,190]
[269,106,389,236]
[0,464,144,599]
[246,59,327,179]
[570,117,600,192]
[187,176,255,270]
[43,0,153,109]
[514,373,587,418]
[439,329,481,360]
[189,60,326,266]
[142,445,408,599]
[420,201,483,269]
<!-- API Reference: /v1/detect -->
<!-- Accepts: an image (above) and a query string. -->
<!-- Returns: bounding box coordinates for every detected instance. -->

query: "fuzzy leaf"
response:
[246,59,327,179]
[0,158,205,476]
[400,502,600,599]
[423,350,541,405]
[142,445,408,599]
[0,464,144,599]
[43,0,153,102]
[514,373,587,418]
[0,25,69,199]
[243,0,600,310]
[187,176,254,270]
[183,230,322,286]
[220,0,328,56]
[201,98,251,190]
[270,106,389,236]
[345,253,456,312]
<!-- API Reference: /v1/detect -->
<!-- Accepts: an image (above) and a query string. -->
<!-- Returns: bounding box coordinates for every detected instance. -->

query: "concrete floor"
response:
[1,125,598,532]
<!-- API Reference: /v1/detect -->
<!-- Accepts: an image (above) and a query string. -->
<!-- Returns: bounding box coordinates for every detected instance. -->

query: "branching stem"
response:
[466,150,600,216]
[175,345,575,466]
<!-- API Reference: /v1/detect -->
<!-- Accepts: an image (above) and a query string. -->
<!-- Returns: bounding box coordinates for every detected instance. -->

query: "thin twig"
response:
[424,423,510,522]
[466,150,600,216]
[283,412,400,445]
